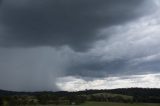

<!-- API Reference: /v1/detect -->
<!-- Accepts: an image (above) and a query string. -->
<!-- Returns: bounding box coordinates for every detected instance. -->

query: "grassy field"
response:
[27,102,160,106]
[81,102,160,106]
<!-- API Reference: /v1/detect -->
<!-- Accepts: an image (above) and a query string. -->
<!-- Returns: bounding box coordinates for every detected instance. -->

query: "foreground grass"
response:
[27,102,160,106]
[81,102,160,106]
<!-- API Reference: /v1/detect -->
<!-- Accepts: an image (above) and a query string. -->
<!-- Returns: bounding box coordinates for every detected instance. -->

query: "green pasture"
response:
[26,102,160,106]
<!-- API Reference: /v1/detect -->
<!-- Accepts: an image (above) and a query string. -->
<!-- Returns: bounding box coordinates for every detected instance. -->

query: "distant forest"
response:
[0,88,160,105]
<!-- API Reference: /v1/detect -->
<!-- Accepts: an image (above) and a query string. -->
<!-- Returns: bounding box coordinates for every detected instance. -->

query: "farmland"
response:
[27,102,160,106]
[0,88,160,106]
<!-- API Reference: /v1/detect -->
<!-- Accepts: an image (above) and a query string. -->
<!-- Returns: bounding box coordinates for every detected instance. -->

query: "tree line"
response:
[0,88,160,106]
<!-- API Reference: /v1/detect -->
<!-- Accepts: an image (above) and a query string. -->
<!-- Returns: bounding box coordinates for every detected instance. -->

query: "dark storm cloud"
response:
[66,56,130,77]
[67,56,160,78]
[0,0,159,91]
[131,60,160,74]
[0,0,153,51]
[67,57,160,78]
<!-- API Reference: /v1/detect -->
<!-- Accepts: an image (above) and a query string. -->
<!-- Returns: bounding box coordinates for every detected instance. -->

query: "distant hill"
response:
[0,88,160,97]
[0,88,160,103]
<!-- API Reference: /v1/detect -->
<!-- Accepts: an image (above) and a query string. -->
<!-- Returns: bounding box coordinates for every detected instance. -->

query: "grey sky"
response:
[0,0,160,91]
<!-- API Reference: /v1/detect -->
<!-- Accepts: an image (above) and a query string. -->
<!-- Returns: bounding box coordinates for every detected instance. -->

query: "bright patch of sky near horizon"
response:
[57,73,160,91]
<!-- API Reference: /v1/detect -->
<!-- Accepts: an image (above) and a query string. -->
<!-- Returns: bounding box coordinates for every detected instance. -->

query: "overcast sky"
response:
[0,0,160,91]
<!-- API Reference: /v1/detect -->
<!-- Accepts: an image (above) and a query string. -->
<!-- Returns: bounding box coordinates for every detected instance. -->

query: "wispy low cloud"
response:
[57,73,160,91]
